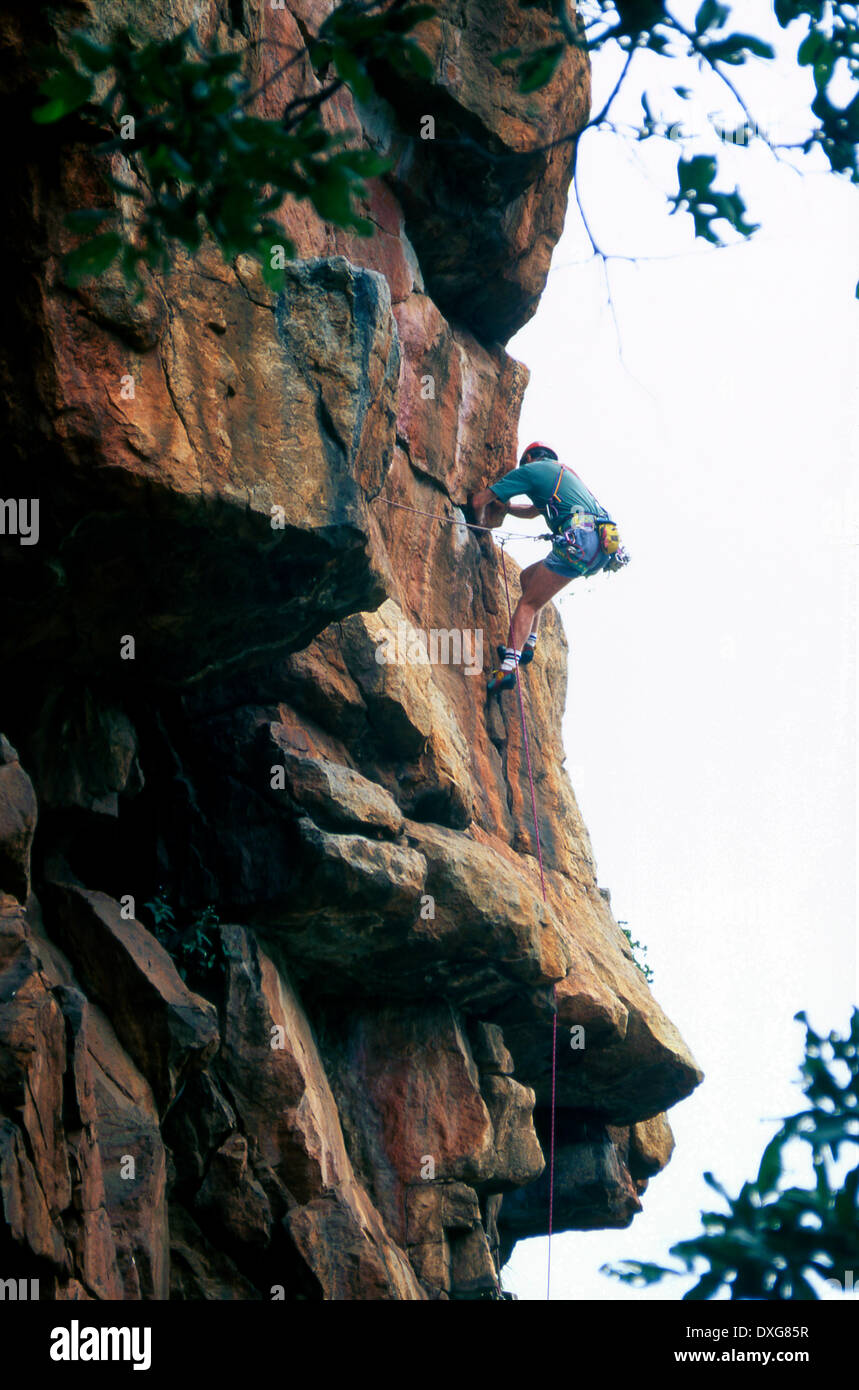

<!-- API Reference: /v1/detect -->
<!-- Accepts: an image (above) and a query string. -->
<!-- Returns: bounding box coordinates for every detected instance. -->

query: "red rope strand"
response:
[374,486,562,1300]
[498,540,558,1302]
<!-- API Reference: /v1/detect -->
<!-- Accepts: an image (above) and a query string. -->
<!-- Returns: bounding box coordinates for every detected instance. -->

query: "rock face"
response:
[0,0,702,1299]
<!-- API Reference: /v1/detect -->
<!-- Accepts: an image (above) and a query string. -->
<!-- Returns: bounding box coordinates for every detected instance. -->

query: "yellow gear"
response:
[599,522,621,554]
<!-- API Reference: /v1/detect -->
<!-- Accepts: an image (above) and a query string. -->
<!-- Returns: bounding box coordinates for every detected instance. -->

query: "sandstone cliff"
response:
[0,0,702,1299]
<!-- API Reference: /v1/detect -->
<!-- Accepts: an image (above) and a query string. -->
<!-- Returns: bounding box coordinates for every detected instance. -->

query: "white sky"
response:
[499,2,858,1301]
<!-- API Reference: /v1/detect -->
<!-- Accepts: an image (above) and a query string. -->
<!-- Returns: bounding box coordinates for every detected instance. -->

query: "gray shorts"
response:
[543,519,604,578]
[542,549,587,579]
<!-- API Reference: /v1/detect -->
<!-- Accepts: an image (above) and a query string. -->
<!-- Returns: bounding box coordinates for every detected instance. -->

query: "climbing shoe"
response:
[487,666,516,694]
[497,640,535,668]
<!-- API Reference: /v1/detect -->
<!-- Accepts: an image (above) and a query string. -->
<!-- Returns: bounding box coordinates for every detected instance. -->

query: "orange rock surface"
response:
[0,0,701,1298]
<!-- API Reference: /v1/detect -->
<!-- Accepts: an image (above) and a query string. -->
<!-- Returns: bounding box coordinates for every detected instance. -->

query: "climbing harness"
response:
[373,494,628,575]
[548,503,630,578]
[551,509,603,576]
[604,543,631,572]
[599,521,621,554]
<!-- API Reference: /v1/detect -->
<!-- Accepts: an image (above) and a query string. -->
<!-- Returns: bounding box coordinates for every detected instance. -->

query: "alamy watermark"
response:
[374,622,484,677]
[50,1320,151,1371]
[0,1276,39,1299]
[0,498,39,545]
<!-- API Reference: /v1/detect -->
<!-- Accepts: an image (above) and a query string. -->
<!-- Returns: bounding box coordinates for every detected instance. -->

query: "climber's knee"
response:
[521,560,572,611]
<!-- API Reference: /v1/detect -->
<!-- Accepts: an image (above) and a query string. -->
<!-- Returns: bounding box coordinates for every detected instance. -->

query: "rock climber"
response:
[470,442,630,693]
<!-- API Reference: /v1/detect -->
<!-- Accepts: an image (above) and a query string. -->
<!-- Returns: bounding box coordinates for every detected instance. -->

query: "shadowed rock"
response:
[42,884,219,1111]
[0,738,37,902]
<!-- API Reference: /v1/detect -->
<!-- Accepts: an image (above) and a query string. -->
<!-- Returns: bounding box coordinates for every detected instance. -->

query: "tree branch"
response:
[584,44,637,132]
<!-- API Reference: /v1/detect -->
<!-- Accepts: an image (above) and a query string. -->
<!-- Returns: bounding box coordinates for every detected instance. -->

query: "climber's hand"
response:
[470,488,506,529]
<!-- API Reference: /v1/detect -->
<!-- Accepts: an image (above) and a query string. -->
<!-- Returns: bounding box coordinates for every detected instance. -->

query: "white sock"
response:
[526,632,537,647]
[500,648,521,672]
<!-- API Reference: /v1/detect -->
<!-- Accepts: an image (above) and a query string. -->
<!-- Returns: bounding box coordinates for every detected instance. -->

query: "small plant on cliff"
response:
[31,2,434,291]
[603,1009,859,1299]
[618,919,654,983]
[144,889,221,986]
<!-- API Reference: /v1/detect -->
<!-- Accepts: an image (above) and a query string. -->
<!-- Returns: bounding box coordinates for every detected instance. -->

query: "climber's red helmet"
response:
[519,441,559,465]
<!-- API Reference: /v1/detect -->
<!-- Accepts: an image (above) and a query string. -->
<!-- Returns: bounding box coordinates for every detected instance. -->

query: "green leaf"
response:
[382,3,435,31]
[206,51,244,75]
[774,0,807,26]
[740,35,777,60]
[309,171,357,225]
[678,153,718,195]
[339,147,391,174]
[518,43,564,94]
[798,31,827,67]
[702,1169,733,1203]
[612,0,669,40]
[307,38,333,69]
[602,1259,677,1286]
[63,231,123,285]
[492,46,522,67]
[789,1272,820,1300]
[402,42,434,81]
[834,1165,859,1220]
[105,175,145,198]
[32,68,93,123]
[65,208,116,230]
[682,1269,724,1300]
[756,1132,786,1195]
[695,1,730,35]
[705,34,776,64]
[331,45,374,102]
[68,33,114,73]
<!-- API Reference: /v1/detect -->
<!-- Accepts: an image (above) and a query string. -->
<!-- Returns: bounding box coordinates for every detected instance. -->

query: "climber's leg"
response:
[498,580,541,668]
[520,606,542,665]
[490,562,571,693]
[507,561,572,655]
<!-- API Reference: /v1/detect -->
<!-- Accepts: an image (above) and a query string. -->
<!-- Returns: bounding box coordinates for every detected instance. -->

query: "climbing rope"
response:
[374,489,560,1300]
[497,539,558,1303]
[373,494,553,543]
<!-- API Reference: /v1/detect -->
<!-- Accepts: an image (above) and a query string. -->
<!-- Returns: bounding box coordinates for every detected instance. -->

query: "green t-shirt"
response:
[490,460,610,534]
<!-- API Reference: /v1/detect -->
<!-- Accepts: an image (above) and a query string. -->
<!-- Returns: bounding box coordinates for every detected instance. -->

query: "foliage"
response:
[29,0,858,287]
[31,2,434,290]
[670,152,759,244]
[603,1009,859,1299]
[617,919,654,982]
[496,1,858,253]
[143,889,222,986]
